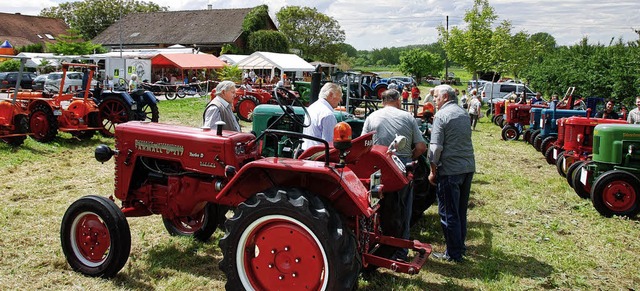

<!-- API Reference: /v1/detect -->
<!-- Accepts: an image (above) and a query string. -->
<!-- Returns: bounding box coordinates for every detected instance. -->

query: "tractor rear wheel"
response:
[60,195,131,278]
[141,102,159,122]
[533,135,543,152]
[2,114,28,146]
[501,125,519,141]
[219,188,360,291]
[591,170,640,218]
[162,203,228,242]
[544,146,558,165]
[235,95,260,122]
[571,161,593,199]
[29,104,58,142]
[555,152,568,177]
[98,96,132,137]
[541,136,557,155]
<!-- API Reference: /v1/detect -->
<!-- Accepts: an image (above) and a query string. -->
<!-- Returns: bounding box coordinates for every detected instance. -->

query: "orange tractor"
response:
[0,56,30,146]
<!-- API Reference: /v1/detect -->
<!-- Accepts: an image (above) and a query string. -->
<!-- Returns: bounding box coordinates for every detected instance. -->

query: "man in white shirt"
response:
[301,82,343,149]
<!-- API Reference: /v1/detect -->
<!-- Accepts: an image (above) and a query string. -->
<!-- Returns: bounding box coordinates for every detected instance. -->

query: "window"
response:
[44,34,55,40]
[37,34,43,39]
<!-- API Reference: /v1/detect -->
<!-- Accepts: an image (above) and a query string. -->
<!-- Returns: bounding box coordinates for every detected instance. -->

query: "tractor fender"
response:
[140,90,159,105]
[99,91,136,108]
[215,157,376,217]
[27,99,53,112]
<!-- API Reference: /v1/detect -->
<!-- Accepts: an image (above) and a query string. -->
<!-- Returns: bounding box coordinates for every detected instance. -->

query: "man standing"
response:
[203,80,241,131]
[595,99,620,119]
[628,96,640,124]
[301,82,343,149]
[428,84,476,262]
[425,88,436,107]
[361,89,427,261]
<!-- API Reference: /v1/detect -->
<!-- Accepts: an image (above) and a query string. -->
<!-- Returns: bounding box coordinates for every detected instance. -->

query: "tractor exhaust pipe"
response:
[310,64,322,103]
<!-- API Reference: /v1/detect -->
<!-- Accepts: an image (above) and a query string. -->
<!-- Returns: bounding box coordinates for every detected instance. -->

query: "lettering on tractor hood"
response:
[135,140,184,156]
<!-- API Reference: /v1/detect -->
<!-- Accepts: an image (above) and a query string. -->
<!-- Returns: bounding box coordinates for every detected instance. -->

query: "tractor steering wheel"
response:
[274,87,310,127]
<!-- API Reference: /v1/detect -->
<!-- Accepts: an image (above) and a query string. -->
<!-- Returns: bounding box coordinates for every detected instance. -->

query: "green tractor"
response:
[578,124,640,217]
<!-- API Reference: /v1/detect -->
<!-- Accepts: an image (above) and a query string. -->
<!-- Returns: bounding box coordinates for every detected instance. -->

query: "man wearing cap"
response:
[203,80,241,131]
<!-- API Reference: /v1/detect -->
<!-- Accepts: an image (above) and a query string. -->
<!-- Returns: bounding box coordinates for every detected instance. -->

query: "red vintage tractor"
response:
[557,115,628,198]
[211,85,300,122]
[60,101,433,288]
[18,63,114,142]
[0,56,30,146]
[501,102,548,141]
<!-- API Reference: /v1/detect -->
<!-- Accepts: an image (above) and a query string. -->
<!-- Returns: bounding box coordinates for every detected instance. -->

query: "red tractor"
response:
[557,116,628,198]
[17,63,113,142]
[491,100,506,127]
[0,56,30,146]
[60,103,433,289]
[211,85,300,122]
[501,102,548,141]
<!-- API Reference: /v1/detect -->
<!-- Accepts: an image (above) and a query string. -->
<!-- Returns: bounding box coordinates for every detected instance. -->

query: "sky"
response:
[2,0,639,51]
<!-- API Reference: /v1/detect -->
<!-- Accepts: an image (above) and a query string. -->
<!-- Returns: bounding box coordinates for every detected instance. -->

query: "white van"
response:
[480,81,535,103]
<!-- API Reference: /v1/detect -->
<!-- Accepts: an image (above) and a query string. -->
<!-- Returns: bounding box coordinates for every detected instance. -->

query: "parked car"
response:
[31,74,48,91]
[480,81,535,103]
[0,71,37,90]
[44,71,97,93]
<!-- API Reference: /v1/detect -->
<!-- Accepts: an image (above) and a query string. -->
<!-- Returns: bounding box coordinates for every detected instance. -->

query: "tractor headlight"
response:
[576,134,584,143]
[369,170,382,207]
[235,142,246,155]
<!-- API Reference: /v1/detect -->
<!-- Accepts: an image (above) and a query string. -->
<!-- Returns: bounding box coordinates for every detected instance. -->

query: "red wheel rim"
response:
[505,128,517,139]
[30,111,49,139]
[602,180,636,212]
[238,101,257,120]
[168,211,204,235]
[376,87,385,99]
[71,212,111,266]
[99,99,129,136]
[238,215,327,290]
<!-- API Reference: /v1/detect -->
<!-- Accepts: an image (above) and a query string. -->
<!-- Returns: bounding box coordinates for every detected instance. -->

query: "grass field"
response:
[0,97,639,290]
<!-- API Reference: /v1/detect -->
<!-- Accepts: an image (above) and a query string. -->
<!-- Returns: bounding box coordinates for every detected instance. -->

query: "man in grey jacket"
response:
[203,80,241,131]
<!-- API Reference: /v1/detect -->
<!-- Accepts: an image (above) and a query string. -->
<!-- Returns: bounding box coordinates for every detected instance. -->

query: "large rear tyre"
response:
[60,195,131,278]
[2,114,28,146]
[572,161,592,199]
[591,170,640,218]
[219,188,360,291]
[162,203,228,242]
[501,125,520,141]
[98,96,132,137]
[235,95,260,122]
[29,104,58,142]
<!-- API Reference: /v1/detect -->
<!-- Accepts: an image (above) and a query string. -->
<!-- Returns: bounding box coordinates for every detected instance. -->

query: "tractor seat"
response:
[297,131,375,164]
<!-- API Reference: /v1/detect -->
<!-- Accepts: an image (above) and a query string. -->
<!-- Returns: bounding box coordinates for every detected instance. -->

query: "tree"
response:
[40,0,166,40]
[276,6,345,62]
[0,60,21,72]
[248,30,290,53]
[399,49,443,83]
[47,30,106,55]
[218,65,243,83]
[438,0,497,80]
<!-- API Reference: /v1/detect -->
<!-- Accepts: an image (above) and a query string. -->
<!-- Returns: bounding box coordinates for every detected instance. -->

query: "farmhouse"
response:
[93,7,277,55]
[0,12,70,49]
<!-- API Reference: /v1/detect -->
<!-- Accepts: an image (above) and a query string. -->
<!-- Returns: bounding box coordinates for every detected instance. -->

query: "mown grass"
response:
[0,98,639,290]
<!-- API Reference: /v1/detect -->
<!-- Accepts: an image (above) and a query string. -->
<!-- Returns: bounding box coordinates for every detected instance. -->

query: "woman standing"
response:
[468,92,482,130]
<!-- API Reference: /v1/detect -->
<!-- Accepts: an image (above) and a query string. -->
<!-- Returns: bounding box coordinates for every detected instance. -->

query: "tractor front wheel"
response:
[555,151,567,177]
[533,135,544,152]
[29,104,58,142]
[60,195,131,278]
[571,161,593,199]
[523,129,532,143]
[162,203,227,242]
[540,136,556,155]
[529,129,541,145]
[501,125,519,141]
[2,114,28,146]
[98,96,132,137]
[235,95,260,122]
[591,170,640,218]
[219,188,360,291]
[566,160,584,189]
[544,146,558,165]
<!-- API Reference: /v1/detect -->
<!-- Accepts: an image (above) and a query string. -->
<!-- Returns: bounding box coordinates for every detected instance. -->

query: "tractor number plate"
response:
[580,168,588,185]
[53,109,62,116]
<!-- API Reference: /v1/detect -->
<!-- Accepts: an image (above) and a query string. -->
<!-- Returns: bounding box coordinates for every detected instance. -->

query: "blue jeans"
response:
[436,172,474,260]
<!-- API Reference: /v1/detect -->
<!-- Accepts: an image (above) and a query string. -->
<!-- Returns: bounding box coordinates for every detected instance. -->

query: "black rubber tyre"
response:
[71,112,99,140]
[141,102,159,122]
[566,160,583,189]
[162,203,228,242]
[98,96,132,137]
[2,114,28,146]
[523,129,532,143]
[219,188,360,290]
[544,146,558,165]
[533,134,543,152]
[491,115,498,125]
[555,151,567,177]
[572,161,592,199]
[60,195,131,278]
[234,95,260,122]
[529,129,541,145]
[29,103,58,142]
[165,89,177,100]
[541,136,557,156]
[495,115,504,127]
[591,170,640,218]
[501,125,520,141]
[177,88,186,98]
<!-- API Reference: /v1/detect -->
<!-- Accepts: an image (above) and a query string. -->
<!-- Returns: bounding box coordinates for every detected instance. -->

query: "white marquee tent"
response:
[218,54,248,65]
[235,51,314,79]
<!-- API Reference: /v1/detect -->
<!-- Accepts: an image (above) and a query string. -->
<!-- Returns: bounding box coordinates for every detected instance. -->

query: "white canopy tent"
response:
[15,52,61,68]
[235,51,314,79]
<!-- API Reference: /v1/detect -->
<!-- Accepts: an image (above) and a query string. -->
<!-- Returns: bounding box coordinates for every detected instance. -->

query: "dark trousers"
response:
[436,172,474,260]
